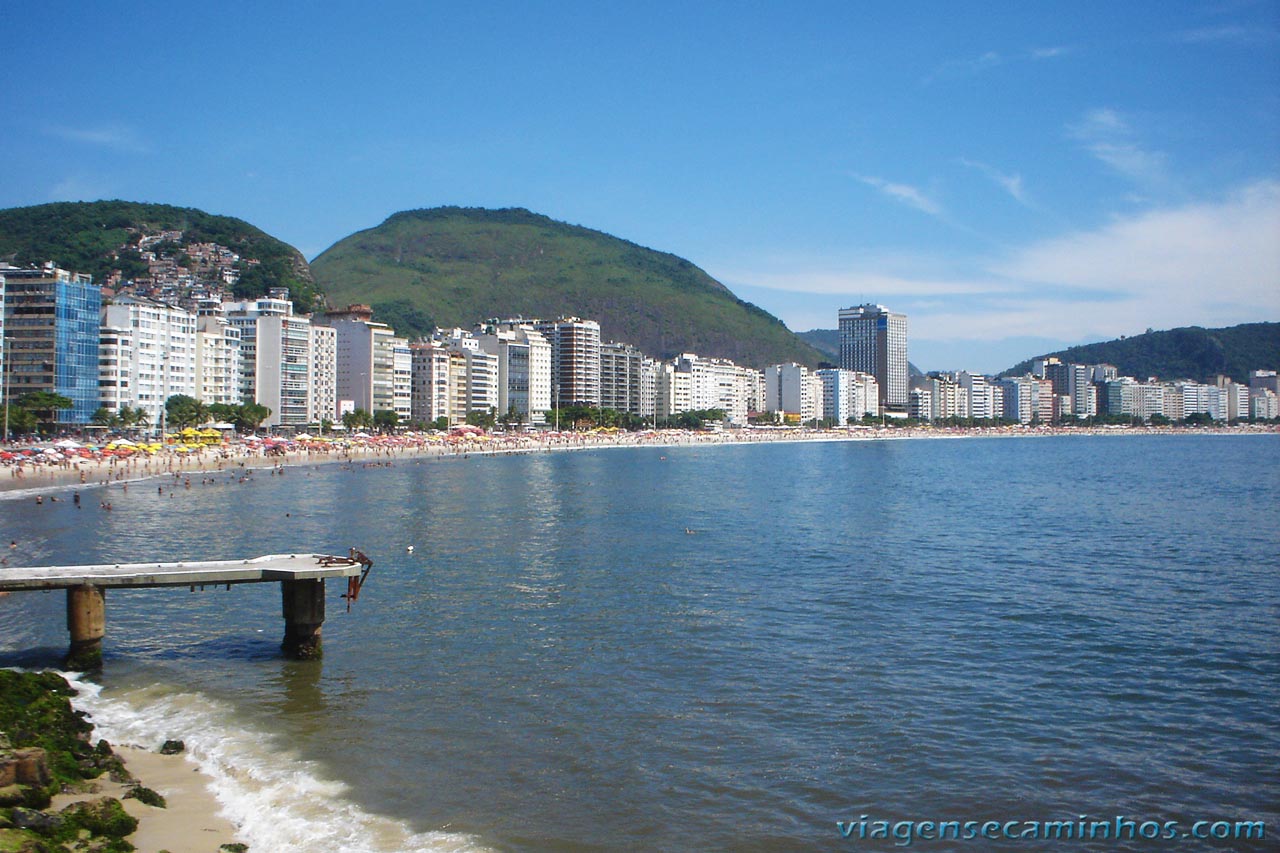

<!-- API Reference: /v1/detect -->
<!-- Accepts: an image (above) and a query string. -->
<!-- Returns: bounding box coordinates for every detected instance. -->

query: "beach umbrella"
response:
[53,438,84,450]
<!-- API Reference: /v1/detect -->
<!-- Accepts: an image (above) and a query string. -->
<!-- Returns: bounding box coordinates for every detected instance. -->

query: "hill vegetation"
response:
[1001,322,1279,384]
[0,200,319,311]
[311,207,826,368]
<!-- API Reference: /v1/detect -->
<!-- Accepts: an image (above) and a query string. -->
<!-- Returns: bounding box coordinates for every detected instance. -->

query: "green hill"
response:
[1001,322,1279,384]
[311,207,826,368]
[0,200,319,311]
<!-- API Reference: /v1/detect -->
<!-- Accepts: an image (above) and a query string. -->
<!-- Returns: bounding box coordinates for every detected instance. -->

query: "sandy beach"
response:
[48,744,242,853]
[3,422,1275,500]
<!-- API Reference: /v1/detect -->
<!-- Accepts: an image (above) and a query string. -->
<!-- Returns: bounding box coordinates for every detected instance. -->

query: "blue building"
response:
[1,263,102,425]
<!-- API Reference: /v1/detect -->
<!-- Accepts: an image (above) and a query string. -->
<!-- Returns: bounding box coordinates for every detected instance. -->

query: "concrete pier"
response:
[0,553,371,666]
[66,585,107,670]
[281,578,326,660]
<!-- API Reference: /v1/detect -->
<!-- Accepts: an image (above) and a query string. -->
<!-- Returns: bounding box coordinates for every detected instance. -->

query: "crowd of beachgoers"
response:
[2,420,1275,497]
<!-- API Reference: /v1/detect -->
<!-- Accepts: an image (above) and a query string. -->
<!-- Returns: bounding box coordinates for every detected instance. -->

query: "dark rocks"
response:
[123,783,166,808]
[159,740,185,756]
[10,807,63,833]
[58,796,138,839]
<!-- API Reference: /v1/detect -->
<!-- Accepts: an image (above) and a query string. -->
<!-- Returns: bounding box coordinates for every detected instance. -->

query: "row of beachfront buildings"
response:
[1,263,1276,430]
[0,263,887,429]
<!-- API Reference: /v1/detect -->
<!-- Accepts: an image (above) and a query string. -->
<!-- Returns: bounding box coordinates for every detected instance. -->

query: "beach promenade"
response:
[3,422,1275,500]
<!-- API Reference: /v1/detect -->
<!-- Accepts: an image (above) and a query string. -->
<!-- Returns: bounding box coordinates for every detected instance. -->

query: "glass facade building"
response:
[1,266,102,425]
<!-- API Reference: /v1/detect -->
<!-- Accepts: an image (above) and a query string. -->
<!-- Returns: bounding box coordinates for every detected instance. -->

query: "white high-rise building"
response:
[959,372,997,421]
[535,317,601,407]
[225,292,315,428]
[816,368,879,424]
[838,304,907,410]
[325,305,399,418]
[97,324,132,421]
[410,342,452,426]
[669,353,759,425]
[601,342,646,415]
[193,301,243,410]
[656,362,692,419]
[102,295,198,429]
[477,321,552,423]
[392,338,412,423]
[764,363,821,422]
[309,324,337,424]
[463,347,499,419]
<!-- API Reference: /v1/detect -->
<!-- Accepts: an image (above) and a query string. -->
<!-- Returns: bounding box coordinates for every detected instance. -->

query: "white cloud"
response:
[926,45,1071,83]
[851,174,943,216]
[730,181,1280,348]
[1029,45,1072,59]
[725,269,1010,298]
[1069,108,1170,190]
[1172,25,1279,45]
[994,180,1280,321]
[959,158,1031,206]
[45,123,150,154]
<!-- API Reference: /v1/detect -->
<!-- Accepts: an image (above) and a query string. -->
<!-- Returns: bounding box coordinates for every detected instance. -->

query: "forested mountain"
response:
[0,201,318,311]
[311,207,826,367]
[1001,323,1279,384]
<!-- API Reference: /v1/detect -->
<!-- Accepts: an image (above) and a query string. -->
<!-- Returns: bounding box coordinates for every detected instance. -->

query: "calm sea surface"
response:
[1,434,1277,851]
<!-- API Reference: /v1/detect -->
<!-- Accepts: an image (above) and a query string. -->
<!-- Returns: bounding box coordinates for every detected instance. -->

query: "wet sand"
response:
[48,744,242,853]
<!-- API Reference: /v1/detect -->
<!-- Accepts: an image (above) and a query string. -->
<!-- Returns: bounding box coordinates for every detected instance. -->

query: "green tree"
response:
[373,409,400,432]
[90,407,121,429]
[342,408,373,430]
[16,391,73,434]
[207,403,241,424]
[465,407,496,429]
[237,402,272,431]
[5,405,38,437]
[164,394,209,430]
[125,406,151,433]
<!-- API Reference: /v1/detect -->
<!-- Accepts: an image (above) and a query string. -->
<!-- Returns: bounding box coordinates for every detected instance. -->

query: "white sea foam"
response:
[62,673,490,853]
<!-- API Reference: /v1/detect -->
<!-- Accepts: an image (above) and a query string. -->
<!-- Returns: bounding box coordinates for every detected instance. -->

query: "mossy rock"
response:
[56,797,137,840]
[0,673,96,788]
[122,785,165,808]
[0,827,57,853]
[219,844,249,853]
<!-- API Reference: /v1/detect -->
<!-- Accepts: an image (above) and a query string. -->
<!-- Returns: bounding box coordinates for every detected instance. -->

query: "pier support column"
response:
[281,579,325,660]
[66,585,105,670]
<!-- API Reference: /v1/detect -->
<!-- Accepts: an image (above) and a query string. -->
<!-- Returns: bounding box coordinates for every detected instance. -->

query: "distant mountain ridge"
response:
[1001,322,1279,384]
[0,200,319,311]
[311,207,826,368]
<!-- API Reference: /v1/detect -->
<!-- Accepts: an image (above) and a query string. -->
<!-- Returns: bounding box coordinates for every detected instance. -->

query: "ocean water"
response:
[1,434,1277,852]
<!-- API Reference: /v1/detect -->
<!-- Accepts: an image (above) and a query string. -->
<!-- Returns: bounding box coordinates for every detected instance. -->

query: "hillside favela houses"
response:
[1,260,1278,436]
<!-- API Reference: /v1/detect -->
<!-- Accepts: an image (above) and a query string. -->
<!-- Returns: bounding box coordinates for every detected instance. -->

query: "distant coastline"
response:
[2,423,1275,500]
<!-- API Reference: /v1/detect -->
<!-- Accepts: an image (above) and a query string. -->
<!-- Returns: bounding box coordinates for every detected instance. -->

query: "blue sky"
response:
[2,1,1277,373]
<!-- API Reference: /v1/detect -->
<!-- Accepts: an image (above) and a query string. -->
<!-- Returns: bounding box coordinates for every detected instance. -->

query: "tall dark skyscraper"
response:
[837,304,907,410]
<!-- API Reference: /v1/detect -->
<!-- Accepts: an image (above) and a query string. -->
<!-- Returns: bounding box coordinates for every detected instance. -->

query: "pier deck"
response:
[0,553,364,591]
[1,552,372,666]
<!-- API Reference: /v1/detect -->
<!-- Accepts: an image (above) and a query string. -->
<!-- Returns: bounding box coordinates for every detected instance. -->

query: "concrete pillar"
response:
[281,579,325,660]
[66,585,106,670]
